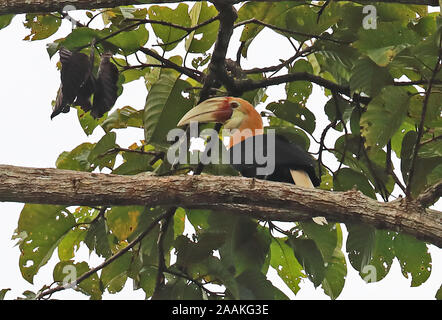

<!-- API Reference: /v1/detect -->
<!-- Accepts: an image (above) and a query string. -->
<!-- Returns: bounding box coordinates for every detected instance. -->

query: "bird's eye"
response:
[230,101,240,109]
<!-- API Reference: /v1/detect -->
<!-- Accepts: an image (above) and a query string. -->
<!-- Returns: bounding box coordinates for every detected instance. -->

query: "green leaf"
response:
[210,213,271,276]
[143,74,193,149]
[0,14,14,30]
[56,143,95,171]
[266,117,311,150]
[237,2,294,58]
[270,237,304,295]
[390,120,415,158]
[236,269,289,300]
[23,14,61,41]
[186,209,211,232]
[153,277,203,300]
[298,222,346,298]
[87,132,118,170]
[285,60,314,107]
[100,251,131,294]
[0,289,11,300]
[84,216,113,258]
[15,204,75,283]
[267,100,316,134]
[195,256,239,299]
[289,238,325,288]
[436,284,442,300]
[284,4,340,42]
[77,107,105,136]
[321,248,347,299]
[394,234,432,287]
[350,58,393,96]
[112,147,155,175]
[419,139,442,159]
[101,106,144,132]
[185,2,219,53]
[53,260,102,299]
[148,4,191,51]
[106,206,143,241]
[354,22,420,66]
[400,130,417,183]
[323,96,354,131]
[409,92,442,128]
[360,86,410,149]
[175,231,227,270]
[58,227,87,261]
[334,167,377,199]
[59,27,103,50]
[107,25,148,55]
[366,231,395,282]
[173,207,186,239]
[346,224,376,271]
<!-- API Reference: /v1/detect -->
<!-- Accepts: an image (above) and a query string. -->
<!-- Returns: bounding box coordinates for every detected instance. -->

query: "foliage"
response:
[0,0,440,300]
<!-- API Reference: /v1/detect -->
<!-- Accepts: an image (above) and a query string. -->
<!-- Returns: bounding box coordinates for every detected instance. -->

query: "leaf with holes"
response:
[270,237,305,295]
[53,260,102,299]
[185,2,219,53]
[15,204,75,283]
[394,234,432,287]
[23,14,61,41]
[267,100,316,134]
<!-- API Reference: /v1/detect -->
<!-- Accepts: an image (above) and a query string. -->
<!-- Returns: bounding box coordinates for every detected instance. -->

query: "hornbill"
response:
[177,96,326,225]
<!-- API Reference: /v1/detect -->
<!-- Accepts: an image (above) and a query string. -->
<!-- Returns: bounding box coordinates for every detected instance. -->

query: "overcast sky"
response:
[0,9,440,300]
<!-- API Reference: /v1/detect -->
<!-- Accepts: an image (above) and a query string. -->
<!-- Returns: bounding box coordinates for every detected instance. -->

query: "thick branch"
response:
[0,0,438,15]
[417,180,442,207]
[0,164,441,247]
[199,1,237,100]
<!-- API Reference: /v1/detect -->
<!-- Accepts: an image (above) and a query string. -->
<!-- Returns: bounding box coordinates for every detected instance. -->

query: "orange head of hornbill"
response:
[177,97,321,188]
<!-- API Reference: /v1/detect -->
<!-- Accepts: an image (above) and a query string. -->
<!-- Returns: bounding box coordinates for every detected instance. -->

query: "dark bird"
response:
[51,49,118,119]
[51,48,93,119]
[177,96,326,224]
[89,53,119,119]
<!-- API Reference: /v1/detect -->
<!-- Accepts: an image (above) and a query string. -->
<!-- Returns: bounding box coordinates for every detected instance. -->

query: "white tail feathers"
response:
[290,170,314,188]
[290,169,328,225]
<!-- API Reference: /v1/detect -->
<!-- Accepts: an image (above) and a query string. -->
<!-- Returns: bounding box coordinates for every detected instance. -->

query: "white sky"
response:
[0,8,440,300]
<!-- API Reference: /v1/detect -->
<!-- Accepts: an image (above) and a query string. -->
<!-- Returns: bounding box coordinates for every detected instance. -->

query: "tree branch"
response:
[417,180,442,207]
[199,1,238,100]
[0,164,441,247]
[0,0,438,15]
[139,47,206,83]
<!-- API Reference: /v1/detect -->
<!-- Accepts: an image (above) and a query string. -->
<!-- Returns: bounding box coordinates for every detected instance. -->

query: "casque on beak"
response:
[177,97,233,127]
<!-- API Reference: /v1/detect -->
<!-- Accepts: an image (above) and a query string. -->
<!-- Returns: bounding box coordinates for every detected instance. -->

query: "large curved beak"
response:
[177,97,233,127]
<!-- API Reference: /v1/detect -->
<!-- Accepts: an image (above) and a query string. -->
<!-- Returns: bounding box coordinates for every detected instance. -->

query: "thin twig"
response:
[152,213,174,299]
[139,47,206,82]
[234,18,350,45]
[406,38,442,197]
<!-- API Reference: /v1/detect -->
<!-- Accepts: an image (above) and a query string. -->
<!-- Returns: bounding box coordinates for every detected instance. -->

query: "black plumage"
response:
[51,48,118,120]
[229,134,321,187]
[89,53,119,119]
[51,48,92,119]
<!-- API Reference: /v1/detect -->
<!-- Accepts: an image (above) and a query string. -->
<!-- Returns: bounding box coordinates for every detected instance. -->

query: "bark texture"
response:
[0,164,440,247]
[0,0,438,15]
